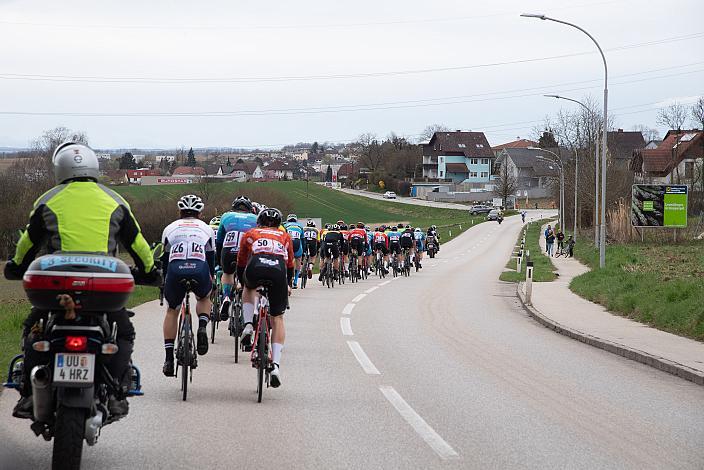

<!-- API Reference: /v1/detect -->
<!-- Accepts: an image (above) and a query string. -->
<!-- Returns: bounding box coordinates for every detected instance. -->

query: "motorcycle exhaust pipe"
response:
[30,366,53,423]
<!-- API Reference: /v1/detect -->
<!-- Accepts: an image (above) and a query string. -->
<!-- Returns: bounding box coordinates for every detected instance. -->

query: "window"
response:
[480,171,489,178]
[476,143,484,148]
[481,158,490,165]
[458,143,466,148]
[469,172,478,178]
[470,158,478,165]
[684,161,695,179]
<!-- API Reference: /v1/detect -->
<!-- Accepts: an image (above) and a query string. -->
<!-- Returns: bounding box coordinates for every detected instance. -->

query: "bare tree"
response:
[632,124,660,142]
[656,102,688,131]
[691,97,704,129]
[419,124,450,142]
[357,133,384,173]
[494,158,517,208]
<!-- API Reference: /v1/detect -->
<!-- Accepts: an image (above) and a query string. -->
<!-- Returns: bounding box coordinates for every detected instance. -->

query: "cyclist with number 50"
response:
[237,208,294,388]
[216,196,257,321]
[161,195,216,377]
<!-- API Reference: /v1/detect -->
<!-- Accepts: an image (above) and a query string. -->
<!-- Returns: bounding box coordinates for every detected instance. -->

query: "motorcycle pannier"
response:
[23,253,134,312]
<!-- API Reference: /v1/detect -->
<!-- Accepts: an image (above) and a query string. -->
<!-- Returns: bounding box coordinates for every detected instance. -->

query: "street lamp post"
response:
[522,13,608,268]
[544,94,600,245]
[533,149,564,230]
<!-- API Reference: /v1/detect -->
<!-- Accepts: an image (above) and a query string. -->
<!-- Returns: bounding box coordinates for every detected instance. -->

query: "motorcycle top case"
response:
[23,253,134,312]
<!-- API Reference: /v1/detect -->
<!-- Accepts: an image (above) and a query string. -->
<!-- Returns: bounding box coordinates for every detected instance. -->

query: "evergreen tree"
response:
[325,165,333,182]
[186,147,196,166]
[538,130,558,149]
[119,152,137,169]
[311,141,319,154]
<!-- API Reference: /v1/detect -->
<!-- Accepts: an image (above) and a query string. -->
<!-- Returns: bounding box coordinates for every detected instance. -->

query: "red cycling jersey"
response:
[349,228,366,241]
[237,227,295,269]
[372,231,389,248]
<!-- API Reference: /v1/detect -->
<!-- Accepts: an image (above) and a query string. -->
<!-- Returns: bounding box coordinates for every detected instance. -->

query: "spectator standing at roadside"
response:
[521,211,526,223]
[567,235,575,257]
[556,229,565,256]
[544,225,552,253]
[545,226,555,256]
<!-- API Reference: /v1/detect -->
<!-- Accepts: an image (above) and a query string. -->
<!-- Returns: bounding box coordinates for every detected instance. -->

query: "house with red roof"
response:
[631,129,703,184]
[422,131,494,183]
[492,138,538,155]
[126,169,160,184]
[171,166,206,178]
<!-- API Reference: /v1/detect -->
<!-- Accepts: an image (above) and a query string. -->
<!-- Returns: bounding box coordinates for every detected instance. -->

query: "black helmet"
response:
[257,208,282,228]
[306,220,316,228]
[232,196,253,213]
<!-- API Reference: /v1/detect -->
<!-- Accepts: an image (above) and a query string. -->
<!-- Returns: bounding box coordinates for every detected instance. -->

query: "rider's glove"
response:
[131,267,162,286]
[3,259,23,280]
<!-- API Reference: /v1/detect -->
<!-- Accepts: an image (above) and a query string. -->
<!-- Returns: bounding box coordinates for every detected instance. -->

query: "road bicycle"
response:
[300,251,310,289]
[391,253,399,278]
[228,286,244,364]
[401,248,412,277]
[175,279,198,401]
[349,252,358,283]
[374,250,385,279]
[252,281,274,403]
[323,251,335,288]
[413,248,421,272]
[210,269,222,344]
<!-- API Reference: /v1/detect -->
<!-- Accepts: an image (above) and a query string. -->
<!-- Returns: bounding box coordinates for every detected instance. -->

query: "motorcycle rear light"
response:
[101,343,119,355]
[65,336,88,352]
[32,341,50,352]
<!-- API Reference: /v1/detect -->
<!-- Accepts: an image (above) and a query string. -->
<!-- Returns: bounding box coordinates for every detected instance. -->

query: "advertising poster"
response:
[631,184,688,227]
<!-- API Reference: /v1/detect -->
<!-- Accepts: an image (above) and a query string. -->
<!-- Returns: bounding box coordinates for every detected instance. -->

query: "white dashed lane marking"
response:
[380,386,459,460]
[340,317,354,336]
[342,303,356,316]
[352,293,367,303]
[365,286,379,294]
[379,280,391,286]
[347,341,381,375]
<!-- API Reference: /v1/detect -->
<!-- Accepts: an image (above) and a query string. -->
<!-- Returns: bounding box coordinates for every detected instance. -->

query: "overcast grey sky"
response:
[0,0,701,149]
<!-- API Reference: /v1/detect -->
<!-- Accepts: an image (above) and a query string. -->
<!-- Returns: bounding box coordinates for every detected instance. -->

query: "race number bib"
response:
[223,230,241,249]
[287,229,301,240]
[169,241,206,261]
[251,237,287,259]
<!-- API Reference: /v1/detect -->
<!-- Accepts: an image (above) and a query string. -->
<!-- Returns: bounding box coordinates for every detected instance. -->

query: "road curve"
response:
[1,215,703,469]
[337,187,470,210]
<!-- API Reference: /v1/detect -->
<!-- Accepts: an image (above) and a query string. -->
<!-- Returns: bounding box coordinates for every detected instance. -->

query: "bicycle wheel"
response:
[210,299,218,344]
[181,319,190,401]
[256,314,268,403]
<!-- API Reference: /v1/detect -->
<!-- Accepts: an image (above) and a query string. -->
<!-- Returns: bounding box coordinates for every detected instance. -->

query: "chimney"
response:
[618,128,624,132]
[455,129,462,132]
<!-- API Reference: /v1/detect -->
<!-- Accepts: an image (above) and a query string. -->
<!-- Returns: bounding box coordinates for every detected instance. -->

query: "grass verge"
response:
[570,240,704,341]
[499,219,557,283]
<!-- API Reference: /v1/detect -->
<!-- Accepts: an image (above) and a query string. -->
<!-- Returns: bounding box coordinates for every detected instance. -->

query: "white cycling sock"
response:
[243,302,255,324]
[272,343,283,365]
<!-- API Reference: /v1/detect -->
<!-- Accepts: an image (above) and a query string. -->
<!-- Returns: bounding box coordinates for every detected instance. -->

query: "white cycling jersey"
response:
[161,218,215,263]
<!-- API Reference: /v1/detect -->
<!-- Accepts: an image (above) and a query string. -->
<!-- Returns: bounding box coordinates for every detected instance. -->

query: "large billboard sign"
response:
[631,184,688,227]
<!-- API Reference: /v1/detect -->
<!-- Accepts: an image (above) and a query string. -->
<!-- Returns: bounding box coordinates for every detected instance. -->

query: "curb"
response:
[516,282,704,386]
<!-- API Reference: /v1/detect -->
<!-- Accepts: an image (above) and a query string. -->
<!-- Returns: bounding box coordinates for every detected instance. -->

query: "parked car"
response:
[469,204,492,215]
[486,209,500,221]
[383,191,397,199]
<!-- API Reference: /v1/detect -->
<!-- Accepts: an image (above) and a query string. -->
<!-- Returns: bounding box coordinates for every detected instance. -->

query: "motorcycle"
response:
[426,236,436,258]
[4,252,160,470]
[497,215,504,224]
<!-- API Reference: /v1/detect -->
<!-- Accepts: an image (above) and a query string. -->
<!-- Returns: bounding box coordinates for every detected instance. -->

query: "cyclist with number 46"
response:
[161,195,216,377]
[283,214,305,289]
[216,196,257,321]
[236,208,294,388]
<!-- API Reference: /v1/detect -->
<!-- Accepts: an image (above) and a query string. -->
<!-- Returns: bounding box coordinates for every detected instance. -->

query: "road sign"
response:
[631,184,688,227]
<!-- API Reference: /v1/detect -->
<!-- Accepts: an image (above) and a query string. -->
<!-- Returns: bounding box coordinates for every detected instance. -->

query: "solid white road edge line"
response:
[352,293,367,303]
[379,280,391,286]
[347,341,380,375]
[342,303,356,316]
[379,386,459,460]
[340,317,354,336]
[364,286,379,294]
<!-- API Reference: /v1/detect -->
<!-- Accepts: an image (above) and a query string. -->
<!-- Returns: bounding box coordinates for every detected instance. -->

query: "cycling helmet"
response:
[324,223,331,230]
[414,227,421,232]
[209,216,221,226]
[257,208,282,228]
[431,225,437,230]
[177,194,204,213]
[340,224,348,231]
[306,220,316,228]
[53,142,99,184]
[331,224,340,231]
[287,214,298,223]
[232,196,253,213]
[398,224,404,229]
[391,226,397,231]
[336,220,344,226]
[357,222,364,229]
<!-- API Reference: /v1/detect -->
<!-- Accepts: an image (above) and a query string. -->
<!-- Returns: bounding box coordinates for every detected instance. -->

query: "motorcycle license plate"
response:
[53,353,95,384]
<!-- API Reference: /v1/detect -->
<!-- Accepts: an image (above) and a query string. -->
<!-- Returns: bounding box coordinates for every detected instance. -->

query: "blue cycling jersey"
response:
[217,211,258,253]
[387,230,401,244]
[284,221,306,257]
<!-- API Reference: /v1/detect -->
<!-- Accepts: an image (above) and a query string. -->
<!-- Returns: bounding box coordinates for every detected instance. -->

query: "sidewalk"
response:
[518,222,704,385]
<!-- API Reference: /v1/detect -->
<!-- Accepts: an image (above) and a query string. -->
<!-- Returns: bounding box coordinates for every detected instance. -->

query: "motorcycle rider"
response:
[4,142,158,419]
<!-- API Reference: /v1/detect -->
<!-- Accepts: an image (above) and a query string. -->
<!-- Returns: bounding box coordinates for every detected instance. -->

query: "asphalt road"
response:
[1,214,703,469]
[337,187,471,210]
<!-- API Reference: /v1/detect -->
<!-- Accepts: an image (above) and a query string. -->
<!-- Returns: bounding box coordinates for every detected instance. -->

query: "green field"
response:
[570,241,704,341]
[499,219,557,283]
[116,180,484,242]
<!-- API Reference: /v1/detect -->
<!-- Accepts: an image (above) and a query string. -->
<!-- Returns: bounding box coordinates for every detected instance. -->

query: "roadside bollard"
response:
[459,225,462,230]
[525,260,534,304]
[517,250,522,272]
[449,230,452,238]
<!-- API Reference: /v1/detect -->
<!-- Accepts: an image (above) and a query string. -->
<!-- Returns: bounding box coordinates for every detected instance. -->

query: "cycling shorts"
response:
[415,240,425,252]
[242,254,288,316]
[292,238,303,258]
[164,260,212,310]
[305,240,319,257]
[374,243,388,256]
[400,238,414,249]
[389,242,401,255]
[322,242,340,259]
[340,239,349,256]
[349,237,365,255]
[220,250,238,275]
